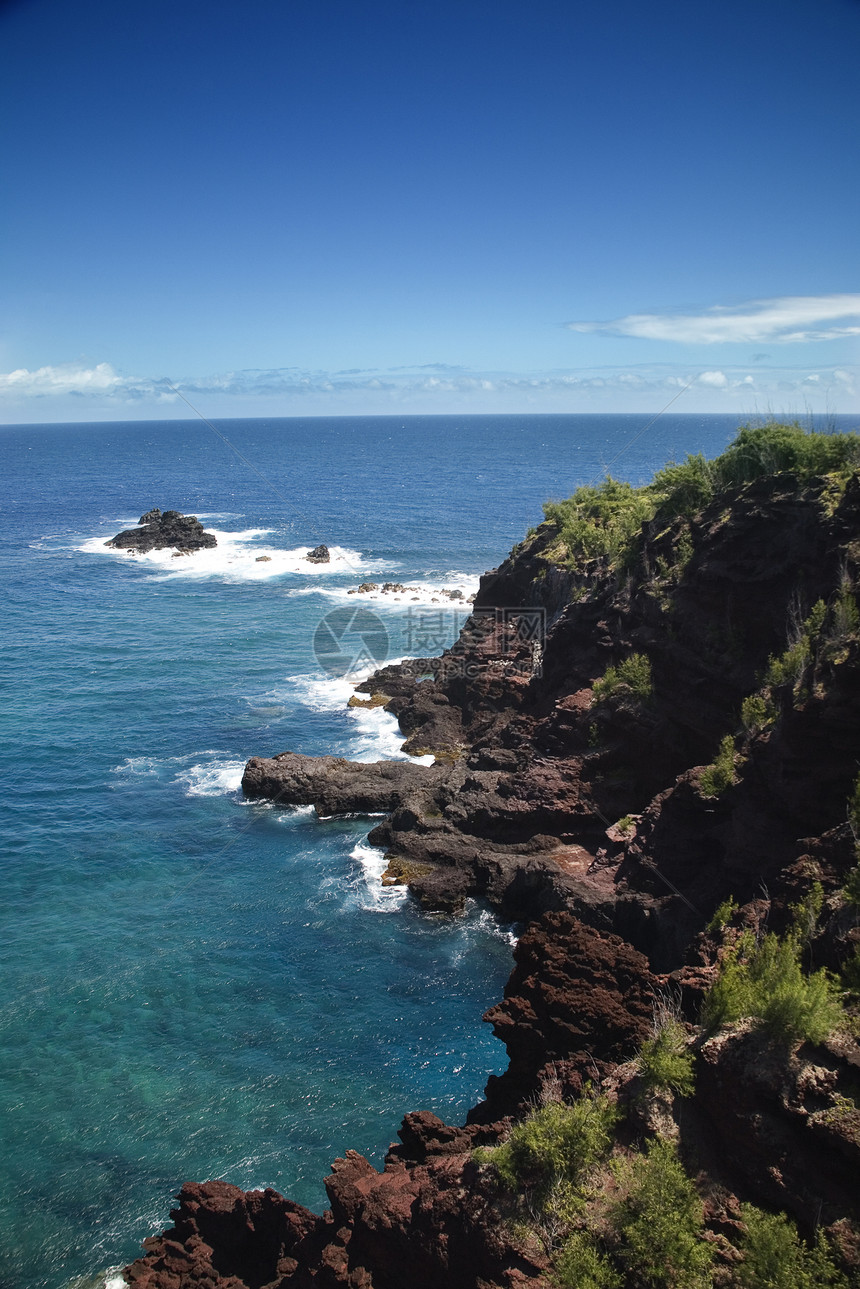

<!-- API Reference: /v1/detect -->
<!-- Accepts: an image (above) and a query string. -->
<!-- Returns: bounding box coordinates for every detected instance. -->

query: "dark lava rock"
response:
[242,750,444,816]
[306,544,331,563]
[106,509,217,553]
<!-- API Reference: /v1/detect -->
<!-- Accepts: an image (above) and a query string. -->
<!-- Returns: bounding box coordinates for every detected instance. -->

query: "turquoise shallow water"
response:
[2,413,830,1289]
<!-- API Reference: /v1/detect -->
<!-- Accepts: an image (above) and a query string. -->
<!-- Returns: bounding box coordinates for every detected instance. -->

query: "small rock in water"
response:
[256,555,272,562]
[106,509,217,554]
[306,544,331,563]
[348,582,378,594]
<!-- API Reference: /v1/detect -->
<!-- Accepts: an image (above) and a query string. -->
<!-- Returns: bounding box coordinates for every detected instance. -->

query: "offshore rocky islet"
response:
[126,426,860,1289]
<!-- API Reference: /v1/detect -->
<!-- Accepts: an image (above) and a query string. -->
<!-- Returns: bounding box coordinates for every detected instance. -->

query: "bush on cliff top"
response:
[542,477,655,565]
[540,422,860,571]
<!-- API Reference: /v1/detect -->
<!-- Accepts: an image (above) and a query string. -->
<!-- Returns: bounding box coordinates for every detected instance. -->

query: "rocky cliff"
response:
[126,427,860,1288]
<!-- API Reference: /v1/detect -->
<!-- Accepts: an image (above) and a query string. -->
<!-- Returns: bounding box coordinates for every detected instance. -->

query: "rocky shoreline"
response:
[125,437,860,1288]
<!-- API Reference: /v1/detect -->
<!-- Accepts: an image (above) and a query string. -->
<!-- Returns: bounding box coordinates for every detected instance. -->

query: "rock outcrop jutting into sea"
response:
[126,426,860,1289]
[106,508,218,553]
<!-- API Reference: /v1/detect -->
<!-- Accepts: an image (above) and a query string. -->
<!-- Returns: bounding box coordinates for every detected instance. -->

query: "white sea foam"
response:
[65,1268,126,1289]
[111,753,188,779]
[349,841,408,911]
[282,669,434,764]
[79,524,371,583]
[462,901,520,947]
[111,751,247,797]
[176,758,246,797]
[348,705,434,764]
[270,803,317,822]
[292,571,480,608]
[282,672,359,712]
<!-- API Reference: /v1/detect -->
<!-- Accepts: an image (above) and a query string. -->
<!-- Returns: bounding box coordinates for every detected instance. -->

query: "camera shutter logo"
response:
[313,606,390,678]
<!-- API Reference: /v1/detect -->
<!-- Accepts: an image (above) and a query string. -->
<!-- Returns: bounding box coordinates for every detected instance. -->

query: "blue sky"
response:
[1,0,858,421]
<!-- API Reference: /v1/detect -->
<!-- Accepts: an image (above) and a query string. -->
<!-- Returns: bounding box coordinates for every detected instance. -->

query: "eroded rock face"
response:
[106,509,217,553]
[124,1181,318,1289]
[124,1126,548,1289]
[694,1025,860,1232]
[480,914,658,1115]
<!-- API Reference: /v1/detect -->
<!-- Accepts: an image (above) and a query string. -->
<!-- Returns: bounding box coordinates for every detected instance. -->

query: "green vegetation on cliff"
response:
[702,928,842,1045]
[477,1067,851,1289]
[541,421,860,572]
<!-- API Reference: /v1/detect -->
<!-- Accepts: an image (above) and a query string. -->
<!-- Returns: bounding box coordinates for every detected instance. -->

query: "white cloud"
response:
[0,362,127,394]
[567,293,860,344]
[698,370,728,387]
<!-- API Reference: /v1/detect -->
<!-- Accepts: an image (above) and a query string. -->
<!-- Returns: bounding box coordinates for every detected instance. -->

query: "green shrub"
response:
[735,1204,849,1288]
[741,694,777,734]
[543,477,656,568]
[553,1231,621,1289]
[843,866,860,907]
[702,931,842,1045]
[842,945,860,993]
[708,896,737,933]
[651,453,716,518]
[611,1138,713,1289]
[849,772,860,840]
[803,597,828,642]
[699,735,738,798]
[638,1018,695,1097]
[479,1093,619,1200]
[715,422,860,488]
[832,585,860,640]
[789,881,824,943]
[764,637,810,690]
[593,653,653,703]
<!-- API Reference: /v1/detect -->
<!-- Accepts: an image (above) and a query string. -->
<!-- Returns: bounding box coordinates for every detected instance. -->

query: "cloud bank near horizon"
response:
[567,294,860,345]
[0,358,855,414]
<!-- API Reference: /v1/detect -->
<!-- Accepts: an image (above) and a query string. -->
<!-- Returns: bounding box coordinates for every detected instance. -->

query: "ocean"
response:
[1,412,849,1289]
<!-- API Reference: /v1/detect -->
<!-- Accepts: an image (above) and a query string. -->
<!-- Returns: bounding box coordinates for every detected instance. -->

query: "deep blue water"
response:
[2,413,852,1289]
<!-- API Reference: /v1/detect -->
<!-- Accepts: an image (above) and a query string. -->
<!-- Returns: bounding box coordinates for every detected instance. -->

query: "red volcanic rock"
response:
[479,913,658,1115]
[124,1180,317,1289]
[125,1148,547,1289]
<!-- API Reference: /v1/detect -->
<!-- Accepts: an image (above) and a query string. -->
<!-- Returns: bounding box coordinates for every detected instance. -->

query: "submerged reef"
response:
[127,424,860,1289]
